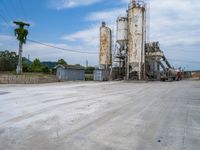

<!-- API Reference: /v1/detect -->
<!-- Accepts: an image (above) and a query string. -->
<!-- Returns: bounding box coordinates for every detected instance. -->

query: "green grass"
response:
[0,72,54,77]
[85,74,93,81]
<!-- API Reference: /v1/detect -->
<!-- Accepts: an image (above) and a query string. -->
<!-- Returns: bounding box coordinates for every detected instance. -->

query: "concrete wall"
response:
[56,68,85,81]
[56,68,66,81]
[191,72,200,79]
[93,70,107,81]
[0,74,59,84]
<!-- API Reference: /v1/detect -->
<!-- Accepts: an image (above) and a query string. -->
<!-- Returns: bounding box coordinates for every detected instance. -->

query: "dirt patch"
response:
[0,74,59,84]
[0,91,10,95]
[192,72,200,79]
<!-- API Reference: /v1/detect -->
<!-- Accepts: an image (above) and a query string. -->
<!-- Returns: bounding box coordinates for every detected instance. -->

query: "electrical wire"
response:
[0,2,198,58]
[0,0,13,21]
[18,0,27,20]
[168,59,200,64]
[164,49,200,53]
[0,11,98,55]
[0,11,11,27]
[27,39,98,55]
[9,0,21,20]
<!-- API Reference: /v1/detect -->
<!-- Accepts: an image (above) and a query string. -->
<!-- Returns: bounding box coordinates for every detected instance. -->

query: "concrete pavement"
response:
[0,80,200,150]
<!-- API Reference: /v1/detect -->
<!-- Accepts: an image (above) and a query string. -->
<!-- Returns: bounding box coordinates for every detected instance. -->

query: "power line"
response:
[18,0,27,20]
[27,39,98,55]
[0,0,12,21]
[0,11,14,35]
[0,11,11,27]
[168,58,200,64]
[9,0,21,20]
[165,49,200,53]
[0,13,198,58]
[0,12,98,55]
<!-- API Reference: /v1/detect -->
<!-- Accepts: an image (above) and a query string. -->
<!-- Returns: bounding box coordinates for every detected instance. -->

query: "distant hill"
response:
[22,59,58,69]
[191,70,200,73]
[22,57,32,64]
[42,62,57,69]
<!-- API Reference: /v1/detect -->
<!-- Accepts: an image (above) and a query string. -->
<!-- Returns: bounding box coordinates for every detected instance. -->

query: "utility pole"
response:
[28,54,30,60]
[86,59,88,68]
[13,21,30,74]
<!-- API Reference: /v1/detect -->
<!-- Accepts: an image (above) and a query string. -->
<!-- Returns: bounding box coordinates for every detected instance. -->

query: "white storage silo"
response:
[116,16,128,48]
[99,22,112,69]
[115,16,128,74]
[128,0,146,80]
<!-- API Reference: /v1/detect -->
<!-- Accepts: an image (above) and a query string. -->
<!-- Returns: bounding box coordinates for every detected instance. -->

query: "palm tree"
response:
[14,21,30,74]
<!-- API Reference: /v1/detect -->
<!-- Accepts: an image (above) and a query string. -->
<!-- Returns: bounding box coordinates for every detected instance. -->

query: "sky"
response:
[0,0,199,70]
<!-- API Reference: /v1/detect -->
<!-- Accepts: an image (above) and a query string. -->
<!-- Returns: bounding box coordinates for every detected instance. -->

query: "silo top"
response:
[128,0,146,9]
[117,17,128,22]
[102,22,106,27]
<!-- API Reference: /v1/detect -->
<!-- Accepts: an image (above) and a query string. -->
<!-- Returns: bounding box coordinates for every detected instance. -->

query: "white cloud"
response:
[50,0,102,9]
[1,0,200,69]
[86,8,126,23]
[63,0,200,69]
[62,26,99,46]
[147,0,200,69]
[149,0,200,45]
[0,35,17,49]
[0,35,15,42]
[23,41,98,65]
[61,8,125,66]
[61,26,100,65]
[0,34,98,66]
[114,0,200,47]
[62,8,127,53]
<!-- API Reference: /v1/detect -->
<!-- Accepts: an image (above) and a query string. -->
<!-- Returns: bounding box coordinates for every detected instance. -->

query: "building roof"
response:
[54,64,85,70]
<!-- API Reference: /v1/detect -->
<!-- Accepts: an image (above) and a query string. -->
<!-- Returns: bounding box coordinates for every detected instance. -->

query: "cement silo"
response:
[127,0,146,80]
[117,17,128,49]
[99,22,112,69]
[115,16,128,75]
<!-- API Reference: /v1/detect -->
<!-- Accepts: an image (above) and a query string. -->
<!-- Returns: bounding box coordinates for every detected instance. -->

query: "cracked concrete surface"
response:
[0,80,200,150]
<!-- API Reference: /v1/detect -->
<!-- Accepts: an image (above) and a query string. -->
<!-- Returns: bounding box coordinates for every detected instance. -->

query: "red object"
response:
[176,71,181,81]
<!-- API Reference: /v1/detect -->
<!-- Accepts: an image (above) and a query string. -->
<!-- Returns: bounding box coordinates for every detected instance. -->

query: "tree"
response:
[31,58,43,72]
[31,58,50,73]
[57,59,67,65]
[22,61,32,72]
[14,21,30,74]
[22,57,32,72]
[0,51,18,71]
[42,62,57,69]
[85,66,95,74]
[42,66,50,73]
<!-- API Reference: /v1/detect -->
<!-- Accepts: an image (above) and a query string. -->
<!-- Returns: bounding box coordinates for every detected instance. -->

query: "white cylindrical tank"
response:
[128,0,146,73]
[117,16,128,47]
[99,22,112,69]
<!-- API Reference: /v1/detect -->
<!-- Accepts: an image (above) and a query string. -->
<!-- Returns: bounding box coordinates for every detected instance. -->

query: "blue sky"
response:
[0,0,200,70]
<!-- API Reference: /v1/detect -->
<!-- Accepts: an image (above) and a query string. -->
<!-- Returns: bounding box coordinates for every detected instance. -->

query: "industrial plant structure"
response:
[99,22,112,70]
[94,22,112,81]
[95,0,177,81]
